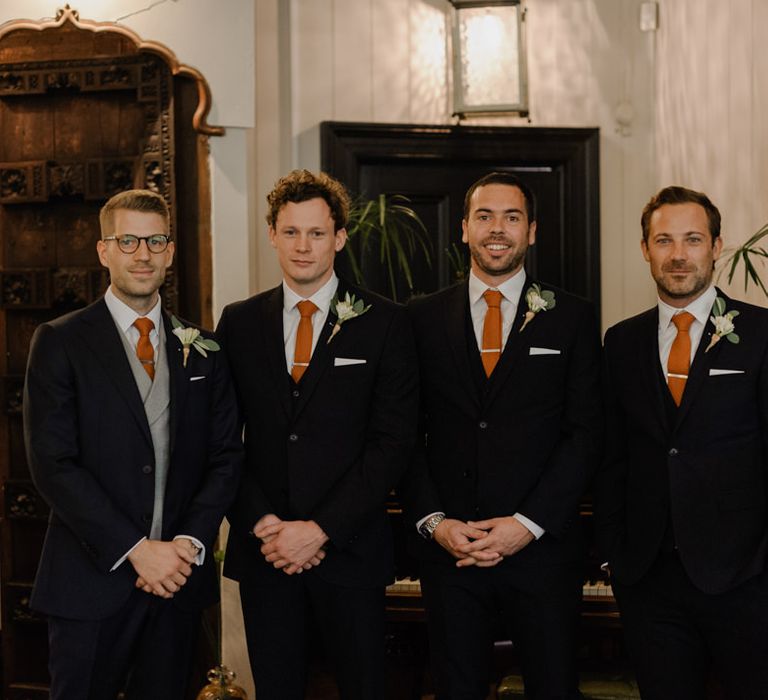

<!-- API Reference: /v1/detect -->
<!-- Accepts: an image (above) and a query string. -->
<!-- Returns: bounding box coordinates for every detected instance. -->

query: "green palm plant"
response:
[721,222,768,297]
[344,194,431,302]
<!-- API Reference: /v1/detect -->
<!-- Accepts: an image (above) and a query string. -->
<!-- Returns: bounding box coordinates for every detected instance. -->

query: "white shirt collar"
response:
[657,285,717,330]
[468,268,527,306]
[104,286,163,332]
[282,272,339,316]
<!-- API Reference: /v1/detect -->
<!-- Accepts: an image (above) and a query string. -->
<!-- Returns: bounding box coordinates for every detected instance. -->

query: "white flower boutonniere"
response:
[705,297,740,352]
[520,283,556,333]
[171,315,221,367]
[328,292,371,344]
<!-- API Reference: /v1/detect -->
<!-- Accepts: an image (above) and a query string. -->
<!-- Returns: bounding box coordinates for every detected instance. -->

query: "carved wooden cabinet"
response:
[0,8,221,697]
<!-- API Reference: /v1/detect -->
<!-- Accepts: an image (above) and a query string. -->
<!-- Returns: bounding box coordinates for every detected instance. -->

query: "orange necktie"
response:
[667,311,695,406]
[292,300,317,383]
[133,317,155,381]
[481,290,503,377]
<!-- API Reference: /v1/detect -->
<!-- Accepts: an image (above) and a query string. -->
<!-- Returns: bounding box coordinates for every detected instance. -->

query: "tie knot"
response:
[672,311,695,332]
[483,289,502,309]
[297,300,318,318]
[133,317,154,337]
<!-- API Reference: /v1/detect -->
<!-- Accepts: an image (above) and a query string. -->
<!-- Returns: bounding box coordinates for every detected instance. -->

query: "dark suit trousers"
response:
[47,588,200,700]
[240,573,386,700]
[421,561,583,700]
[614,551,768,700]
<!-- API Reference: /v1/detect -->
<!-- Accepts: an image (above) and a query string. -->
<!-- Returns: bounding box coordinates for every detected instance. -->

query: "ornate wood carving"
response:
[0,5,224,136]
[5,482,49,521]
[2,376,23,414]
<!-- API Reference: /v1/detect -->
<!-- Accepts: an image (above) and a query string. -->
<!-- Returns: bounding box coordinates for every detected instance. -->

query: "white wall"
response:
[656,0,768,307]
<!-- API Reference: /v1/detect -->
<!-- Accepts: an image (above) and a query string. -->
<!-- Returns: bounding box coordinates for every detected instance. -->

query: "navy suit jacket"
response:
[217,278,418,588]
[23,299,243,619]
[405,278,603,572]
[595,290,768,594]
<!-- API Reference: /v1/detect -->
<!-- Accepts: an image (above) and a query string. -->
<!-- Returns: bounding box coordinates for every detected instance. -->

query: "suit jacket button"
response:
[142,465,153,474]
[289,433,299,442]
[463,470,472,478]
[478,421,488,429]
[292,390,300,398]
[668,448,679,456]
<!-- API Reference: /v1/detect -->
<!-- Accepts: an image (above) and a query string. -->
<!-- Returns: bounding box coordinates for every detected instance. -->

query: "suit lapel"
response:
[674,294,721,430]
[263,286,292,417]
[79,299,152,446]
[443,281,481,408]
[639,307,672,439]
[162,311,186,455]
[484,279,532,408]
[291,281,344,417]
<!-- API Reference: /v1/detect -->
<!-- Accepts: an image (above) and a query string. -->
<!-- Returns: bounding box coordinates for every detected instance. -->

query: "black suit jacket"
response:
[595,290,768,594]
[217,278,418,588]
[23,299,243,620]
[405,278,602,571]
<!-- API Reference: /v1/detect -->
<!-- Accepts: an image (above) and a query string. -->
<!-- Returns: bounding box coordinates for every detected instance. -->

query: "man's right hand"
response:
[128,539,193,599]
[253,513,325,573]
[433,518,501,567]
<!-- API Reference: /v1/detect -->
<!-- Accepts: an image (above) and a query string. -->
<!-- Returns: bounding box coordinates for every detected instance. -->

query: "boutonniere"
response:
[328,292,371,344]
[705,297,740,352]
[520,283,556,333]
[171,315,221,367]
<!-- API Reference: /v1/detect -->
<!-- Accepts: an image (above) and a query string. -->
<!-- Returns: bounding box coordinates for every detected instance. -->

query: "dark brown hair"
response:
[641,186,721,242]
[266,169,350,231]
[463,172,536,222]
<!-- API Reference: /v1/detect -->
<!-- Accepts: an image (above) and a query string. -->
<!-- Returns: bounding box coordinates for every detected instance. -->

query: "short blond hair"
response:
[99,189,170,238]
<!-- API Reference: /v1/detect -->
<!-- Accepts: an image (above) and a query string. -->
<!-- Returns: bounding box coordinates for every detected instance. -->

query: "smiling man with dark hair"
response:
[596,185,768,699]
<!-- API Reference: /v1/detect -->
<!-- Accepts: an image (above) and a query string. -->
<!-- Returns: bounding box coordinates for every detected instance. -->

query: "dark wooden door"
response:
[321,121,600,313]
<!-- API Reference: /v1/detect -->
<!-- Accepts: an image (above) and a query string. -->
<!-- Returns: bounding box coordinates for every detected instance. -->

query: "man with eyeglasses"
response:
[23,189,242,699]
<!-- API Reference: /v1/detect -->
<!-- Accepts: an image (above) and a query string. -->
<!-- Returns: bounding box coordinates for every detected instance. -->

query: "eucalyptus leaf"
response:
[727,333,739,343]
[197,338,221,351]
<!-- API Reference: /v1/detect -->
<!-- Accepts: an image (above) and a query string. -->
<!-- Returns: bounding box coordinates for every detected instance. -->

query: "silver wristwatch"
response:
[419,512,446,540]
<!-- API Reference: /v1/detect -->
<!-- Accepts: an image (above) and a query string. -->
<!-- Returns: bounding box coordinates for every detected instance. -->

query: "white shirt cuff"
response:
[111,536,147,571]
[513,513,545,540]
[174,535,206,565]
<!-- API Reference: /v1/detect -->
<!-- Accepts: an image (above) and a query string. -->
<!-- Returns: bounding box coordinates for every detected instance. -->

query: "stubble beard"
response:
[655,265,713,302]
[469,241,527,280]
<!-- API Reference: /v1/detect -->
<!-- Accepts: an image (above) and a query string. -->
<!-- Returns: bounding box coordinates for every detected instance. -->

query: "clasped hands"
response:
[129,538,199,599]
[254,513,329,575]
[433,516,534,568]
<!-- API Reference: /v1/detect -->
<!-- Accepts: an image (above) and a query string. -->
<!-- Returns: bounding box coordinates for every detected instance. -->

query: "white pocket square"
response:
[189,375,206,382]
[709,368,745,376]
[529,347,561,356]
[334,357,367,367]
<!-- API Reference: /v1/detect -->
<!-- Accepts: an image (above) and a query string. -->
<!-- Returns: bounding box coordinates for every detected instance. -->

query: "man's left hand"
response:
[459,516,534,559]
[257,519,329,575]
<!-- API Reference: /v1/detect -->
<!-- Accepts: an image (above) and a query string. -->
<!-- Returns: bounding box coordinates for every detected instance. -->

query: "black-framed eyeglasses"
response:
[102,234,172,254]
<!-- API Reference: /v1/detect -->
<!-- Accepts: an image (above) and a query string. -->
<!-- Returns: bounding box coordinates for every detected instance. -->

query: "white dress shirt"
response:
[282,274,339,373]
[104,287,204,570]
[417,269,545,541]
[656,285,717,373]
